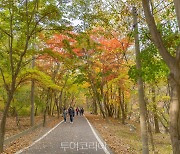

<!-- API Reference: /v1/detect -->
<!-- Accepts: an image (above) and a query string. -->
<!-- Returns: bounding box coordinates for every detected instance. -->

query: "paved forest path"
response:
[16,115,112,154]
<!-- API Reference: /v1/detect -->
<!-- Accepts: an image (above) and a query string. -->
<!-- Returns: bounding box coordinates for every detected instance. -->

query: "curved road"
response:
[16,116,112,154]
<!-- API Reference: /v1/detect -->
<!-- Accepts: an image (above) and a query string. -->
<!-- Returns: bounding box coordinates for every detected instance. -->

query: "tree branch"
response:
[28,0,39,26]
[0,27,12,37]
[8,2,14,80]
[13,0,31,81]
[173,0,180,30]
[141,0,175,69]
[0,68,9,92]
[29,11,56,38]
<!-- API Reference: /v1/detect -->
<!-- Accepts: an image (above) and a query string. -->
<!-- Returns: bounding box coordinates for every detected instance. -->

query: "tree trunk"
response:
[122,91,127,120]
[137,65,149,154]
[96,94,106,118]
[59,91,63,114]
[157,116,169,133]
[141,0,180,152]
[153,105,160,133]
[43,106,47,127]
[173,0,180,29]
[30,80,35,126]
[48,94,53,116]
[94,88,106,118]
[169,75,180,153]
[13,107,20,128]
[30,56,35,127]
[100,84,108,117]
[0,92,13,152]
[93,99,98,115]
[117,104,121,119]
[147,112,155,153]
[52,102,56,116]
[63,92,68,109]
[118,87,126,124]
[132,7,149,153]
[55,93,60,118]
[43,89,50,127]
[104,93,111,117]
[152,86,160,133]
[90,81,106,118]
[89,89,98,115]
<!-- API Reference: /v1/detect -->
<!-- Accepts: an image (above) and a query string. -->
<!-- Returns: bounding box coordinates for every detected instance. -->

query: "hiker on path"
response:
[68,106,75,123]
[80,107,84,116]
[80,108,82,116]
[76,107,79,116]
[81,107,84,115]
[62,108,67,123]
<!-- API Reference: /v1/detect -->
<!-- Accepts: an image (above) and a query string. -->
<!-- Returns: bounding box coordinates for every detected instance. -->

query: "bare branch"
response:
[29,11,56,38]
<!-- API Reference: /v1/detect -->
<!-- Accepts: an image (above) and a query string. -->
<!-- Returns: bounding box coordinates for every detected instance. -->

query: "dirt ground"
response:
[86,113,134,154]
[85,113,172,154]
[1,115,62,154]
[5,116,45,138]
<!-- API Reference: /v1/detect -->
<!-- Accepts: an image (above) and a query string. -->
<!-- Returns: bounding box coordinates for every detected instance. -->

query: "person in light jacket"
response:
[62,108,67,123]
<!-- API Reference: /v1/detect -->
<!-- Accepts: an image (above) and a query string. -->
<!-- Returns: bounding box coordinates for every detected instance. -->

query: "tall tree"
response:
[132,7,149,154]
[0,0,62,152]
[141,0,180,153]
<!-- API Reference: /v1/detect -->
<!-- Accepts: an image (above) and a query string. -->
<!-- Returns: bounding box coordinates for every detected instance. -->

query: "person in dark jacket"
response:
[80,108,82,116]
[79,107,84,116]
[68,106,75,123]
[76,107,79,116]
[81,107,84,115]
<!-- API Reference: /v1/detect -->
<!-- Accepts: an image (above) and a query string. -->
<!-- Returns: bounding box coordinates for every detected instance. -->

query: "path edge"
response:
[84,115,114,154]
[15,120,64,154]
[4,118,52,146]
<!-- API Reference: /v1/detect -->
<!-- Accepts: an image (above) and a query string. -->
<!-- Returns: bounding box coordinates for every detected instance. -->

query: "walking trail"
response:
[16,115,112,154]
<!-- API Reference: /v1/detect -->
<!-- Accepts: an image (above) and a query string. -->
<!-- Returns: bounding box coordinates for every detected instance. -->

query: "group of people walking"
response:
[62,106,84,123]
[75,107,84,116]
